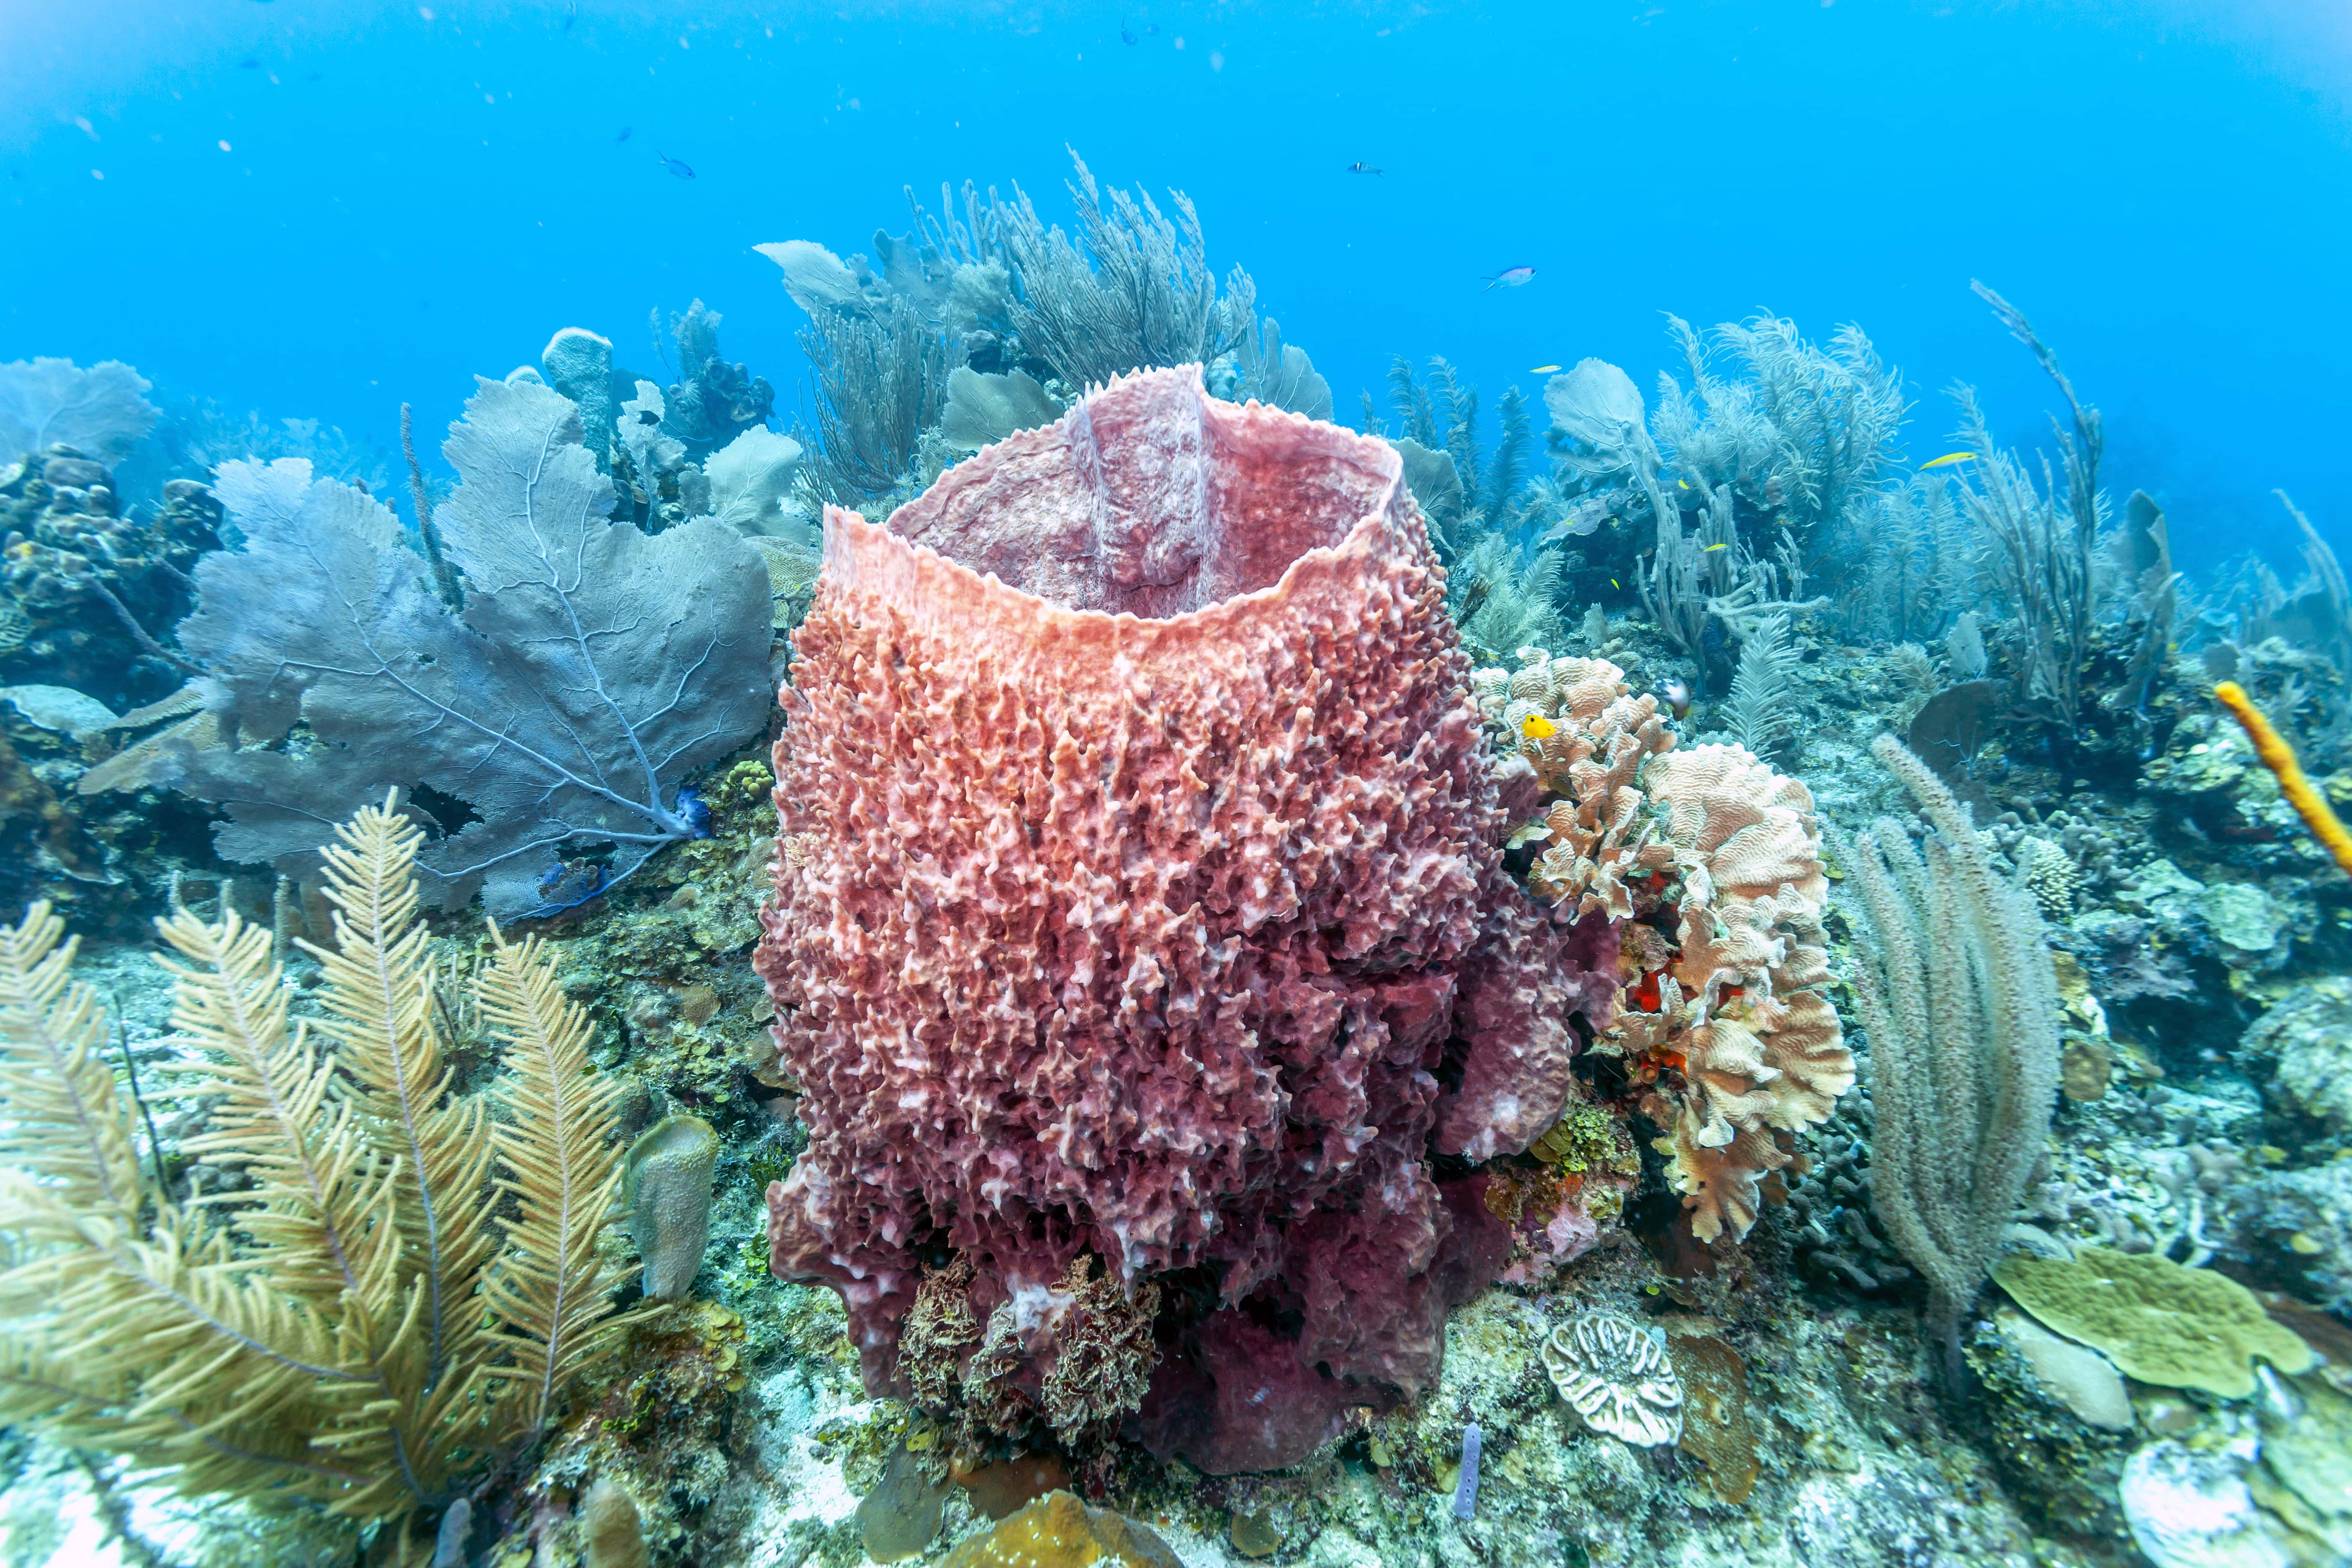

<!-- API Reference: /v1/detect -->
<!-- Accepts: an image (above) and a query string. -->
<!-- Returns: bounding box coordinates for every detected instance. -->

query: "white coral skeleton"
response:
[1541,1310,1685,1447]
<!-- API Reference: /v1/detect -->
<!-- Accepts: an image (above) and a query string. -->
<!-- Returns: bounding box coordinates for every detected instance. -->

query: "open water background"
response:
[2,0,2347,572]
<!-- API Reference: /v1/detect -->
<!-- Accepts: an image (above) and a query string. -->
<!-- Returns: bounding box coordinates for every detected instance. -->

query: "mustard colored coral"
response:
[940,1490,1181,1568]
[1993,1246,2313,1399]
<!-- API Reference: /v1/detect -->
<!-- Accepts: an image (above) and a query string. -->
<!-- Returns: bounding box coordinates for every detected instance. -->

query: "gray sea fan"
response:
[0,357,158,461]
[170,377,774,919]
[940,366,1065,455]
[1945,611,1988,679]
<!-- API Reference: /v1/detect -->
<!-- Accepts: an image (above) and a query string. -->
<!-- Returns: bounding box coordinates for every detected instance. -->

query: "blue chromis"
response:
[1483,266,1536,290]
[657,150,696,179]
[1519,713,1558,739]
[1918,451,1976,471]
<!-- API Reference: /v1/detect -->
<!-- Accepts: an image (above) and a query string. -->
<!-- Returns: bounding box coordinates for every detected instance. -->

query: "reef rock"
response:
[2242,977,2352,1137]
[759,366,1605,1473]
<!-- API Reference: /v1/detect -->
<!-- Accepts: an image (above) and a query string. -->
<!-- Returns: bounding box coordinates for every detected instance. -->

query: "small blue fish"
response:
[616,125,632,142]
[657,150,695,179]
[563,0,577,30]
[1121,25,1136,42]
[1347,161,1383,176]
[239,57,261,68]
[1483,265,1535,291]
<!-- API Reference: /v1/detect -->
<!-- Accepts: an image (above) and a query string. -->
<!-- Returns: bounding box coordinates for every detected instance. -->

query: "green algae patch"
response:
[1992,1246,2313,1398]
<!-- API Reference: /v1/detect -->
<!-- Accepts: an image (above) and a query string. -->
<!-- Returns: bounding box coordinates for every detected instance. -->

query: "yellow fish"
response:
[1676,479,1689,490]
[1918,451,1977,472]
[1529,364,1562,374]
[1703,542,1728,552]
[1610,578,1619,589]
[1520,713,1558,739]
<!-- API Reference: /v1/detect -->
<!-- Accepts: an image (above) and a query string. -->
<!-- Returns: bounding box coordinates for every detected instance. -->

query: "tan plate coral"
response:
[1481,645,1852,1245]
[1993,1246,2313,1399]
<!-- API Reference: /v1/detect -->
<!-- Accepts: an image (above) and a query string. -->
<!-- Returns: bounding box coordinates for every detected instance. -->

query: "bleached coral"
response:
[1540,1311,1684,1447]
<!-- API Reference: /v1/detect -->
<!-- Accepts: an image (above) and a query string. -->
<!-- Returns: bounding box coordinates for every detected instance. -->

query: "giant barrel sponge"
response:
[758,366,1614,1472]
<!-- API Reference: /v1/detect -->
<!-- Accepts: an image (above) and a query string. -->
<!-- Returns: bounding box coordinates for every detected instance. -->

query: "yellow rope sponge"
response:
[2213,680,2352,875]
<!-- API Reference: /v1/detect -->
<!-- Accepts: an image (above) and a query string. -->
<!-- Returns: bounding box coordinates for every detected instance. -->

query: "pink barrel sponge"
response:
[758,366,1611,1473]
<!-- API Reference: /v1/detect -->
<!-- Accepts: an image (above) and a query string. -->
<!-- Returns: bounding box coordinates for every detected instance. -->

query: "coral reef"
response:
[760,366,1599,1474]
[18,162,2352,1568]
[2,448,217,709]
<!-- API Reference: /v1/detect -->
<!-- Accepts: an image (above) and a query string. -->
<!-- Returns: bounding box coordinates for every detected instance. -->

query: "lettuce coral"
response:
[1626,744,1851,1241]
[1480,647,1849,1246]
[759,366,1607,1473]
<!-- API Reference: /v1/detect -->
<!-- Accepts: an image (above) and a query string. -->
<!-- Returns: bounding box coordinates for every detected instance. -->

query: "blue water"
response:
[4,0,2347,571]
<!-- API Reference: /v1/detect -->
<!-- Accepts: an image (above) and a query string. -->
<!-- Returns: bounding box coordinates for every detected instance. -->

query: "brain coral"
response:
[759,366,1611,1474]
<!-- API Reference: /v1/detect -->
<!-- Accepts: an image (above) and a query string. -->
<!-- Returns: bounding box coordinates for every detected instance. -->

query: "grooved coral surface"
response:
[759,367,1599,1474]
[1598,742,1851,1243]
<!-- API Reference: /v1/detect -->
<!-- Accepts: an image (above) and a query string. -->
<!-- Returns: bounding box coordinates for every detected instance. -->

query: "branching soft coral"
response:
[0,798,639,1562]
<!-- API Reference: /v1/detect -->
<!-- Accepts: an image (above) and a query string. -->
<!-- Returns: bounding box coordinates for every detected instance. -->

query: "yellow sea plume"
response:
[2213,681,2352,876]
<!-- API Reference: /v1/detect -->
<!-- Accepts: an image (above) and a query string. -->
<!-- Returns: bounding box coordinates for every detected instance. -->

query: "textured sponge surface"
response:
[758,368,1602,1471]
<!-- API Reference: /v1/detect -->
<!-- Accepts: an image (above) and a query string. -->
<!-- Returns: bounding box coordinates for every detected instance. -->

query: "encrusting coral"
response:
[0,796,639,1563]
[1992,1246,2313,1400]
[760,365,1609,1474]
